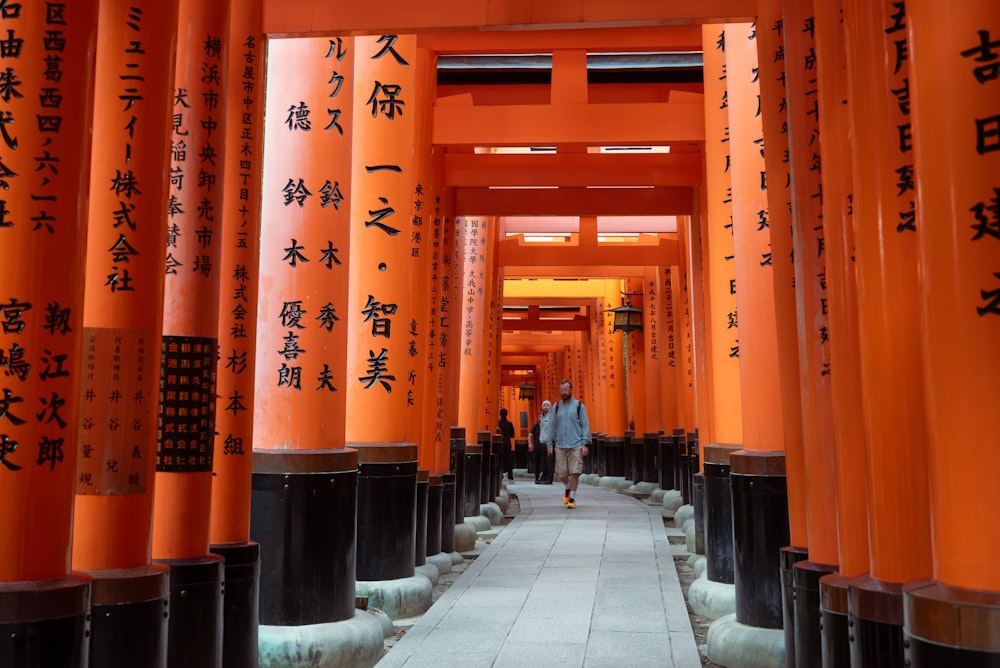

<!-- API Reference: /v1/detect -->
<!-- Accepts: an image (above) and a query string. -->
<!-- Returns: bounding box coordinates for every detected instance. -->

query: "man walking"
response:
[550,380,590,508]
[531,400,554,484]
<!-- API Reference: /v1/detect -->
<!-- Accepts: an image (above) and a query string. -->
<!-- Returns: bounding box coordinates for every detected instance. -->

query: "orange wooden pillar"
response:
[602,279,628,438]
[346,35,425,599]
[589,297,609,435]
[625,275,648,435]
[726,21,790,630]
[479,216,503,434]
[456,216,488,438]
[407,48,438,473]
[654,266,680,433]
[72,2,175,665]
[781,3,842,663]
[843,3,934,663]
[208,4,264,666]
[152,2,231,664]
[252,31,357,629]
[700,25,743,452]
[677,214,703,436]
[814,1,872,664]
[755,2,811,659]
[904,3,1000,664]
[0,5,99,666]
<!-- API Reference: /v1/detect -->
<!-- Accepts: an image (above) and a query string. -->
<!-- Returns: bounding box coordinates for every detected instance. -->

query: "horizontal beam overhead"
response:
[443,152,703,188]
[502,315,591,332]
[418,25,704,53]
[433,101,705,147]
[499,236,679,270]
[262,0,757,36]
[456,186,694,216]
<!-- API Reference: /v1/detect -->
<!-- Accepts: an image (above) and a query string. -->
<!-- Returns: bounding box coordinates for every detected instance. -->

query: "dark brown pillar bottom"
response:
[848,574,904,668]
[780,546,809,668]
[157,555,224,668]
[731,450,790,629]
[793,560,838,668]
[209,542,259,668]
[0,574,91,668]
[87,565,170,668]
[820,573,852,668]
[904,580,1000,668]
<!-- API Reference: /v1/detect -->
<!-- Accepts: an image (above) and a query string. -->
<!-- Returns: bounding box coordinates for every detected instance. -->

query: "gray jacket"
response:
[552,398,591,449]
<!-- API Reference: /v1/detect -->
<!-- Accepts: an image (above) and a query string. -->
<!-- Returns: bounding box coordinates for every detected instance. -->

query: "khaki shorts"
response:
[554,446,584,479]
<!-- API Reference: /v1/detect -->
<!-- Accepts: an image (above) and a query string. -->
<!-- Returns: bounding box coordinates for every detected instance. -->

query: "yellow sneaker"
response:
[567,499,576,509]
[562,492,571,505]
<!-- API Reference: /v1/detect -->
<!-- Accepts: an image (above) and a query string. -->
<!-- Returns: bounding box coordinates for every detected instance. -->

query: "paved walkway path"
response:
[376,478,701,668]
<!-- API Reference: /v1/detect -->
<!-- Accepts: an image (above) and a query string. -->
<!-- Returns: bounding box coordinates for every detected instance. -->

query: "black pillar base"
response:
[606,435,624,478]
[658,434,675,491]
[731,450,790,629]
[477,430,492,504]
[157,555,224,668]
[251,448,358,626]
[793,560,838,668]
[353,443,418,581]
[642,432,659,483]
[0,573,91,668]
[820,573,852,668]
[692,472,705,555]
[414,472,428,566]
[440,472,456,552]
[904,580,1000,668]
[780,546,809,668]
[426,474,443,556]
[88,564,170,668]
[704,444,740,584]
[463,445,483,518]
[449,428,466,530]
[848,574,904,668]
[210,542,260,668]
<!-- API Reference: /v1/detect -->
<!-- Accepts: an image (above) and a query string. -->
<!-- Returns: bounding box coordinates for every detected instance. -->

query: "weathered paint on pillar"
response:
[153,0,231,560]
[701,25,743,445]
[784,0,839,567]
[345,34,417,443]
[0,1,99,583]
[757,0,809,551]
[815,0,870,579]
[254,36,352,451]
[73,0,175,573]
[602,279,627,436]
[211,0,263,545]
[844,0,933,585]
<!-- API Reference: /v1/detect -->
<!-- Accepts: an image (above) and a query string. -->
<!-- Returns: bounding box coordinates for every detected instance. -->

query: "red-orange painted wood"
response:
[210,0,263,546]
[647,266,677,430]
[456,216,490,436]
[757,0,808,550]
[844,0,932,584]
[345,35,418,444]
[701,25,743,445]
[909,0,1000,591]
[726,22,785,453]
[153,0,231,560]
[74,0,176,572]
[602,280,628,435]
[626,277,648,432]
[0,3,99,582]
[783,0,839,566]
[815,0,870,578]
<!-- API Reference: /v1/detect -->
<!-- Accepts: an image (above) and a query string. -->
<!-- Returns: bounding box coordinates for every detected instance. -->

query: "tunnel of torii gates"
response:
[0,0,997,667]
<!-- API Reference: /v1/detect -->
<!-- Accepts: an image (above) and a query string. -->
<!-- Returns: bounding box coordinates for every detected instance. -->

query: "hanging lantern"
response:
[610,303,643,333]
[518,383,536,400]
